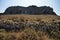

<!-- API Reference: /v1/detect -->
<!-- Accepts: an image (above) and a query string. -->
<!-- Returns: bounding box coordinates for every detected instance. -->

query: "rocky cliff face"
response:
[4,5,56,15]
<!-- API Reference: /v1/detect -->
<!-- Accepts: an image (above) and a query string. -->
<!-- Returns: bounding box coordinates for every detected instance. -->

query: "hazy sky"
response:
[0,0,60,15]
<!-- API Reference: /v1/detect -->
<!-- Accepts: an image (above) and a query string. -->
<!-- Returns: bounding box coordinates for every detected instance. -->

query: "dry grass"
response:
[0,14,60,22]
[0,14,60,21]
[0,28,55,40]
[0,14,60,40]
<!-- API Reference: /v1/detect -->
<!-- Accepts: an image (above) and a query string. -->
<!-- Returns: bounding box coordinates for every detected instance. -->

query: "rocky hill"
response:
[0,5,59,40]
[4,5,56,15]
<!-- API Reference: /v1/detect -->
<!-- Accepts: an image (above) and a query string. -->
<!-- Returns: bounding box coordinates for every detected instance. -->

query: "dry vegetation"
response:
[0,14,60,22]
[0,14,60,40]
[0,28,55,40]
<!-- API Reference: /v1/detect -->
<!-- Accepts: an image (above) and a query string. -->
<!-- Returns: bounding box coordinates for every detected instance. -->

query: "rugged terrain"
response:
[0,14,60,40]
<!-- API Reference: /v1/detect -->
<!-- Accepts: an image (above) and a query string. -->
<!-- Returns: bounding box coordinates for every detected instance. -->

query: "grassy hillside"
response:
[0,14,60,22]
[0,14,60,40]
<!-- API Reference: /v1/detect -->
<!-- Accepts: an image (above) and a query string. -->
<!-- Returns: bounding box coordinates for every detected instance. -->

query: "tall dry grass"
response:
[0,14,60,40]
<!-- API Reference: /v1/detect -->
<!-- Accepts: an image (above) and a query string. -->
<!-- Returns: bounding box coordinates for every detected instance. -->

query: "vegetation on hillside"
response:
[0,14,60,40]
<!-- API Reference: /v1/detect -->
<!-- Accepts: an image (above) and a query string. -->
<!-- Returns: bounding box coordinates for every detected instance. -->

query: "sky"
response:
[0,0,60,15]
